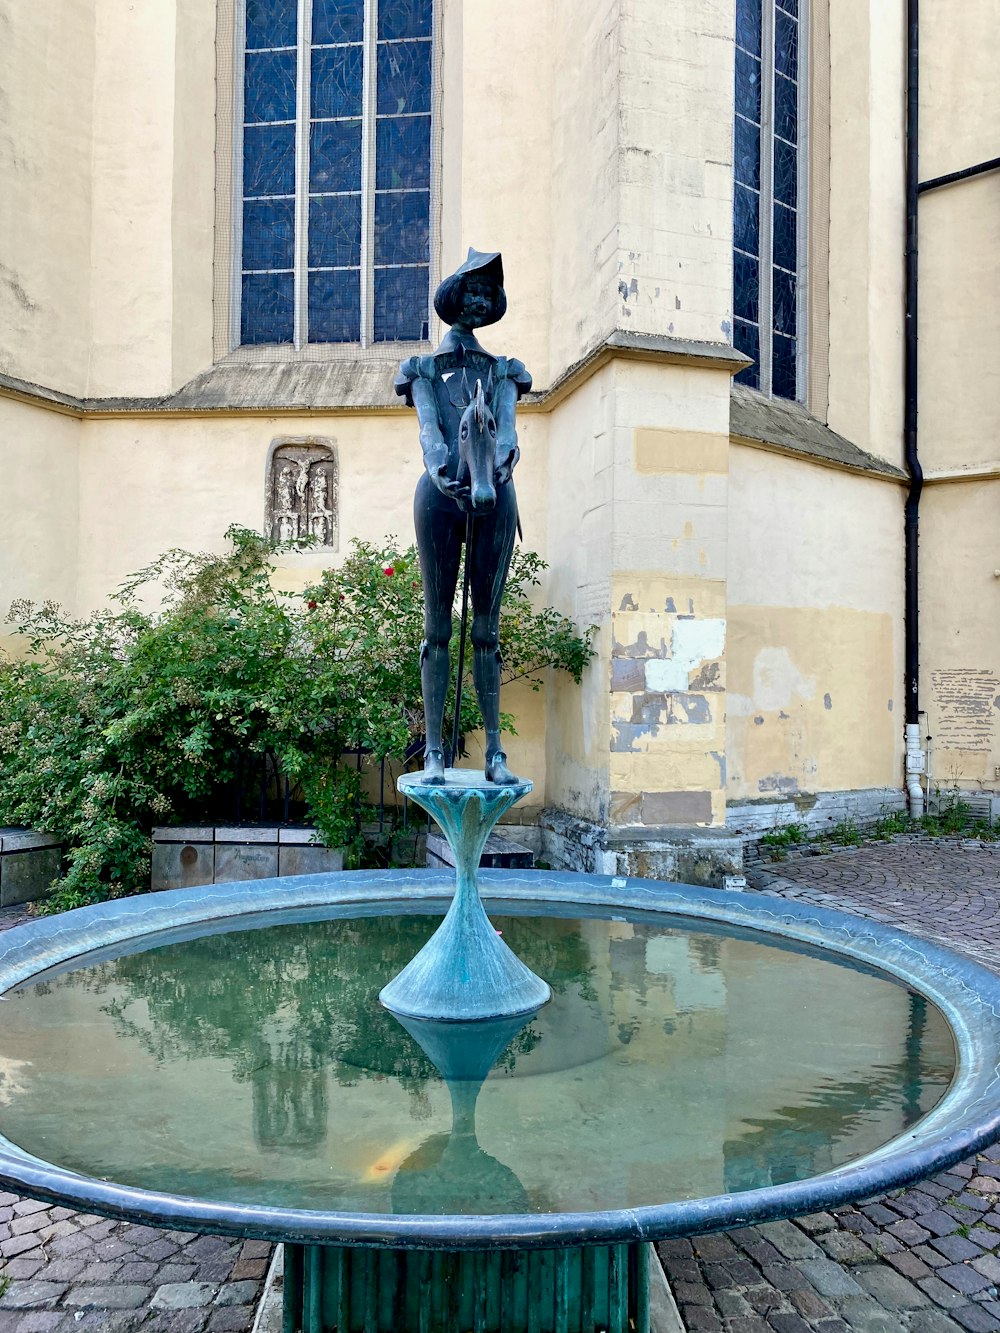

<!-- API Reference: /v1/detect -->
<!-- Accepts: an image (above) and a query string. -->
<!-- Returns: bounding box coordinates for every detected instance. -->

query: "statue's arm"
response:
[407,368,468,500]
[493,359,532,486]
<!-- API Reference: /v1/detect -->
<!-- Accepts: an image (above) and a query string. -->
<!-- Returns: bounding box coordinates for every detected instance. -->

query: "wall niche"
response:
[265,437,339,549]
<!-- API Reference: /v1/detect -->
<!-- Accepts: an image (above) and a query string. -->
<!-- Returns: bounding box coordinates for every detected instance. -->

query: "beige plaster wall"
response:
[726,446,903,801]
[918,179,1000,478]
[616,0,735,347]
[544,367,615,822]
[825,0,905,467]
[0,0,96,396]
[920,480,1000,791]
[920,0,1000,185]
[454,0,554,388]
[607,361,732,827]
[0,399,81,651]
[546,0,622,381]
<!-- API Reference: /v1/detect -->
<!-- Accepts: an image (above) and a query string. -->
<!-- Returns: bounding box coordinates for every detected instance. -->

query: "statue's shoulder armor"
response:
[394,355,434,408]
[496,356,532,398]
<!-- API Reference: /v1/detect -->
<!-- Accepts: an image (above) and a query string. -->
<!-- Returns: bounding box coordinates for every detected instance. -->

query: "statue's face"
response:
[458,275,498,327]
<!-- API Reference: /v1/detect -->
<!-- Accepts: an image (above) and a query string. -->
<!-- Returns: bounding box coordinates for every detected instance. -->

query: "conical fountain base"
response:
[380,770,551,1022]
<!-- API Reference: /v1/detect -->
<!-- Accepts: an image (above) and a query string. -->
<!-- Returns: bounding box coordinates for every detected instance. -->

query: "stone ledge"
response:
[1,330,750,419]
[538,807,742,888]
[731,384,908,480]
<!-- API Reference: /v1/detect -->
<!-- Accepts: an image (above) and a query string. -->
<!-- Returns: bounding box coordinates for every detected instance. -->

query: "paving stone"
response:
[213,1281,258,1307]
[886,1249,932,1280]
[63,1284,153,1309]
[15,1314,66,1332]
[756,1221,824,1260]
[917,1244,952,1269]
[950,1305,1000,1332]
[935,1235,989,1263]
[938,1263,994,1295]
[970,1179,1000,1195]
[863,1204,900,1227]
[760,1263,803,1292]
[744,1285,782,1315]
[972,1255,1000,1283]
[151,1282,220,1310]
[679,1308,722,1331]
[909,1313,974,1333]
[229,1258,267,1282]
[820,1230,878,1264]
[827,1295,903,1332]
[767,1315,811,1333]
[0,1284,67,1311]
[154,1264,199,1285]
[11,1204,47,1220]
[789,1288,834,1319]
[207,1309,254,1332]
[798,1212,838,1234]
[889,1218,933,1246]
[146,1313,211,1333]
[0,1236,46,1261]
[715,1290,753,1318]
[0,1260,45,1281]
[855,1263,932,1309]
[920,1274,975,1308]
[796,1258,867,1298]
[672,1281,713,1306]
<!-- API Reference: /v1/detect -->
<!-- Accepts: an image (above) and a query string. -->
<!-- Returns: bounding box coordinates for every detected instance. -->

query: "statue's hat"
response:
[434,248,506,326]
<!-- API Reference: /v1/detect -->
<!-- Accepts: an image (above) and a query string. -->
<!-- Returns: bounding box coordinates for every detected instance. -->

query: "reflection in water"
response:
[723,993,953,1191]
[390,1014,533,1215]
[0,909,958,1216]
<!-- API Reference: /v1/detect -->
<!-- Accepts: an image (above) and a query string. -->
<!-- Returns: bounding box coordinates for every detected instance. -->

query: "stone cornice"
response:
[0,330,750,420]
[730,384,908,481]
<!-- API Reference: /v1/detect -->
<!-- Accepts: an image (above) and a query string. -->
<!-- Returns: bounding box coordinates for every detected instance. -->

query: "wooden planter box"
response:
[0,828,61,907]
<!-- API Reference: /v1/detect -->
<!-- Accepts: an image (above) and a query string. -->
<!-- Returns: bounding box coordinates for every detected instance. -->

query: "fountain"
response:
[0,252,998,1333]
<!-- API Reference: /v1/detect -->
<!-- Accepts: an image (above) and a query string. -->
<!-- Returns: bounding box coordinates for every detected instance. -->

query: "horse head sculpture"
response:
[457,378,498,513]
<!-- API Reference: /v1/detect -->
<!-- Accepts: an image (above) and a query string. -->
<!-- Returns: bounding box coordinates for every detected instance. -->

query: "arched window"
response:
[733,0,804,399]
[240,0,433,348]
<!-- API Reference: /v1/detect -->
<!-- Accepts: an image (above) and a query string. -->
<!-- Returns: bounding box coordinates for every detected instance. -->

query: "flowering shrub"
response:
[0,527,594,911]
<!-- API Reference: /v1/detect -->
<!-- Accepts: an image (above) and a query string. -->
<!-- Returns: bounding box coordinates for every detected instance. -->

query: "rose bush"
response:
[0,526,594,911]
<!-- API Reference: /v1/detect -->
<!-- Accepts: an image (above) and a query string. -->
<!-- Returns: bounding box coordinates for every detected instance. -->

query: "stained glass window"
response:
[733,0,803,399]
[240,0,433,347]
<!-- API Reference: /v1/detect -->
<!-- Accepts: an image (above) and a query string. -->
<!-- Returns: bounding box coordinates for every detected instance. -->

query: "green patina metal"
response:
[282,1241,650,1333]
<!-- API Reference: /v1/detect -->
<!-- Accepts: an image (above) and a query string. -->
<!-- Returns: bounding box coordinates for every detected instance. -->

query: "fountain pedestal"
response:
[380,771,551,1021]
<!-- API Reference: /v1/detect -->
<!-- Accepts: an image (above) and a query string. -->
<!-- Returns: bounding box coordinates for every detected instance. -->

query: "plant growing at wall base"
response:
[0,527,594,912]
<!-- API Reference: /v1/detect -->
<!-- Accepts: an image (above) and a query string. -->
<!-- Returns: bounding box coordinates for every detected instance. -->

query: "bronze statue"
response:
[395,250,531,785]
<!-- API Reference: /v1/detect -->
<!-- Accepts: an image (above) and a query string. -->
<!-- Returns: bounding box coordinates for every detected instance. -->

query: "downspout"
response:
[903,0,925,815]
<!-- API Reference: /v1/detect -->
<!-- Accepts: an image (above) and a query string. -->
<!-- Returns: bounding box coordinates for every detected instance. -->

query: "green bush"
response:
[0,527,594,912]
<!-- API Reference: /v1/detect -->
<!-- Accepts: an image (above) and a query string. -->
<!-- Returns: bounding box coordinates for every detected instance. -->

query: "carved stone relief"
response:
[266,438,339,549]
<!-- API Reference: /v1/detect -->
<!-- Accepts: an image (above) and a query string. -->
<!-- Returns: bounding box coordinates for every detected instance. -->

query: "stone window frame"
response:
[213,0,443,363]
[733,0,810,403]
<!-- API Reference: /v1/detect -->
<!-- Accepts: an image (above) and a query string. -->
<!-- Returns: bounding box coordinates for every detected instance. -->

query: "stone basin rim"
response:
[0,867,997,1251]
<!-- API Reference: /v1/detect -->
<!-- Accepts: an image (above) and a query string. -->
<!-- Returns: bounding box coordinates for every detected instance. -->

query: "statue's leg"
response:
[414,477,463,780]
[468,484,519,784]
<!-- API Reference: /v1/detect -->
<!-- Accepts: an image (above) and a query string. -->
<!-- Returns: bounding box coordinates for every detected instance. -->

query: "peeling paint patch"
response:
[612,630,667,660]
[632,692,713,726]
[754,715,764,726]
[752,647,815,711]
[610,658,646,692]
[611,722,655,753]
[823,693,833,710]
[778,710,789,720]
[641,790,712,825]
[721,319,732,339]
[665,597,677,613]
[689,661,723,691]
[758,774,800,794]
[888,699,894,712]
[710,751,726,784]
[618,593,638,612]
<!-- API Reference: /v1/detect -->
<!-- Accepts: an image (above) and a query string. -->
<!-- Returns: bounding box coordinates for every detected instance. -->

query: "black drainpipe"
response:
[903,0,922,728]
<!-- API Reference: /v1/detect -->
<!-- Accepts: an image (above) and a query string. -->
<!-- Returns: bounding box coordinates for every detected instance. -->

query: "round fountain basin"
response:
[0,870,997,1248]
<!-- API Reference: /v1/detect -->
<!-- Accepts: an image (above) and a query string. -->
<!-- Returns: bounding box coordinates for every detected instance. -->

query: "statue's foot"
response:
[485,750,519,785]
[422,748,446,784]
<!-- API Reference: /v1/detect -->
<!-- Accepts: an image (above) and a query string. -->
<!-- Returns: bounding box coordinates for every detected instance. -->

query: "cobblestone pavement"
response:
[0,905,273,1332]
[0,839,998,1331]
[655,838,1000,1333]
